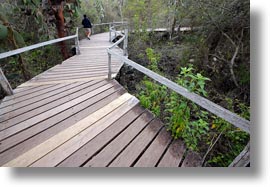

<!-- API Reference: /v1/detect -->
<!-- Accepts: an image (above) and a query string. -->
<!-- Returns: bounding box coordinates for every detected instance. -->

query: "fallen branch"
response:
[202,129,224,166]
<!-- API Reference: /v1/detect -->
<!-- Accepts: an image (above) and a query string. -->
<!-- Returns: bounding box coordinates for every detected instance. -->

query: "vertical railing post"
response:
[113,22,117,40]
[108,51,112,80]
[92,25,94,35]
[0,68,13,95]
[75,27,80,55]
[123,28,128,56]
[109,23,112,42]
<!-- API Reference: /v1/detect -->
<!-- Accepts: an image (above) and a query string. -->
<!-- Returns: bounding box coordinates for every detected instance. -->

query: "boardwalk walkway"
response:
[0,33,201,167]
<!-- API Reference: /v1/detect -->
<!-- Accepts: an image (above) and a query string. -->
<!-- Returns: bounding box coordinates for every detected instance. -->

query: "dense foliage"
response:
[0,0,81,98]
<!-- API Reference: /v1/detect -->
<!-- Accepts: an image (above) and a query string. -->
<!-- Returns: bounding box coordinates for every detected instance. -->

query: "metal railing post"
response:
[123,28,128,56]
[108,52,112,80]
[75,27,80,55]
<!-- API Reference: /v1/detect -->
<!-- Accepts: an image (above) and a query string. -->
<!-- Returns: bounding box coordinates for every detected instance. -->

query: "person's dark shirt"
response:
[82,17,92,28]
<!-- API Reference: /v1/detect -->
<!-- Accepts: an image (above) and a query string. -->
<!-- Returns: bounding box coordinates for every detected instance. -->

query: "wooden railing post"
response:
[109,23,112,42]
[108,52,112,80]
[0,68,13,95]
[229,142,250,167]
[113,22,117,39]
[75,27,80,55]
[123,28,128,56]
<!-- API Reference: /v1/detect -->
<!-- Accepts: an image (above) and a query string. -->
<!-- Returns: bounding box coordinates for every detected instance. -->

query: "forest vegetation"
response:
[0,0,250,166]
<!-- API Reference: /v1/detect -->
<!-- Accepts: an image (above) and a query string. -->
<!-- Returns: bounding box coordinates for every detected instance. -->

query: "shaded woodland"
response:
[0,0,250,166]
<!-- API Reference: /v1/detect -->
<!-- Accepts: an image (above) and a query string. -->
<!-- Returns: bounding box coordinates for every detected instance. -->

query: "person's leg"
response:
[85,28,90,39]
[87,28,91,39]
[89,28,92,37]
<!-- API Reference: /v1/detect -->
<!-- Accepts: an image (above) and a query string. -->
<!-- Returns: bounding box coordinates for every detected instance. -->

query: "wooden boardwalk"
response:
[0,33,201,167]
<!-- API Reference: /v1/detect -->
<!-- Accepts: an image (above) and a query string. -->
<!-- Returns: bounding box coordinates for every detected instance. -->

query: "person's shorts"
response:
[84,28,91,32]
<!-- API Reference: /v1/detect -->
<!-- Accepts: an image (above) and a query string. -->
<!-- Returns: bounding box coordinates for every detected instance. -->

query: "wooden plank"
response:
[44,70,118,77]
[181,151,202,167]
[83,111,155,167]
[37,71,111,79]
[18,76,111,87]
[0,81,97,119]
[56,63,120,68]
[58,105,145,167]
[0,82,116,141]
[0,83,69,109]
[52,64,119,70]
[33,73,109,81]
[0,85,123,154]
[157,139,186,167]
[109,118,163,167]
[0,82,94,116]
[0,80,106,125]
[30,96,139,167]
[134,127,172,167]
[0,87,125,165]
[109,50,251,133]
[45,68,118,74]
[229,142,250,167]
[2,93,133,167]
[1,84,54,103]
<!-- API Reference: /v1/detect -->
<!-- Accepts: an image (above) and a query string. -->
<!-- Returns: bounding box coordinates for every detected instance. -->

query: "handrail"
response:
[0,27,80,60]
[93,21,127,27]
[106,24,250,134]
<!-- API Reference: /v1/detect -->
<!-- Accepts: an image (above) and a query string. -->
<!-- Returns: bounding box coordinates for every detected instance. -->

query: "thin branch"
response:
[229,45,240,88]
[202,129,224,165]
[222,32,236,47]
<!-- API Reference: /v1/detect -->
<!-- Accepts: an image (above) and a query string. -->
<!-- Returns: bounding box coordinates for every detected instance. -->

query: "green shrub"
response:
[165,65,210,150]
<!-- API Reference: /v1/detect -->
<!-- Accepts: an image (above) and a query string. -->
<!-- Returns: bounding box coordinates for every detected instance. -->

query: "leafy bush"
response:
[165,65,210,150]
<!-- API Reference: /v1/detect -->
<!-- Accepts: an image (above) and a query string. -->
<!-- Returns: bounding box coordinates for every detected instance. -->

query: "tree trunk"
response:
[54,3,69,60]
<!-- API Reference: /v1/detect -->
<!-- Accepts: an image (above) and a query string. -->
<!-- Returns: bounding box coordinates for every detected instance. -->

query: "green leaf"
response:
[0,24,8,40]
[13,30,25,47]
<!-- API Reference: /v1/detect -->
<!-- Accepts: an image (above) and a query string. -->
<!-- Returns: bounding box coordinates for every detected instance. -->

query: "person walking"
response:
[82,15,92,40]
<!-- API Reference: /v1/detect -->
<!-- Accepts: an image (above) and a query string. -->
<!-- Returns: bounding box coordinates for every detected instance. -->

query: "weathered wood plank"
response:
[181,151,202,167]
[58,105,145,167]
[37,71,111,79]
[0,81,97,120]
[30,96,139,167]
[0,86,123,154]
[18,76,112,87]
[2,93,133,167]
[229,142,250,167]
[0,87,125,165]
[0,80,106,125]
[0,83,79,116]
[0,82,116,140]
[109,118,163,167]
[0,83,69,110]
[83,111,154,167]
[33,73,110,81]
[134,127,172,167]
[157,139,186,167]
[1,84,54,103]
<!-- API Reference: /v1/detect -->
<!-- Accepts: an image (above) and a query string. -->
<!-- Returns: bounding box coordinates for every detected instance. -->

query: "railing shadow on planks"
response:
[0,21,250,167]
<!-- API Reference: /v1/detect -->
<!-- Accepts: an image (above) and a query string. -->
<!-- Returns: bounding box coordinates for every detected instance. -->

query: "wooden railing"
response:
[106,23,250,166]
[0,28,80,95]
